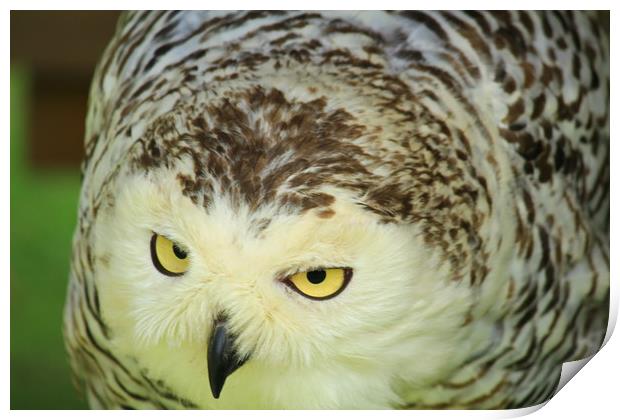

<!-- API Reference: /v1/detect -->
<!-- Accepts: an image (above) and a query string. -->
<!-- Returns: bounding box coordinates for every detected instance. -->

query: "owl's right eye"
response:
[150,233,189,276]
[284,268,352,300]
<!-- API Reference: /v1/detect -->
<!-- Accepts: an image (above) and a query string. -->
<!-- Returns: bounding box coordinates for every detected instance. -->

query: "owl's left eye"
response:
[150,233,189,276]
[284,268,352,300]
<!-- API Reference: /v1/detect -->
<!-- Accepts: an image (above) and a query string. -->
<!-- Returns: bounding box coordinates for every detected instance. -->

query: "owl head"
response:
[87,78,498,408]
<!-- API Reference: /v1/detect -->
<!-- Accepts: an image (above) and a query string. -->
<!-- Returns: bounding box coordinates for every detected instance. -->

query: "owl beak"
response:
[207,316,247,399]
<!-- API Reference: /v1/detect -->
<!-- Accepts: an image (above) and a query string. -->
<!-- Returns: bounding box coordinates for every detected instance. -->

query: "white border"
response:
[6,3,617,420]
[2,1,616,11]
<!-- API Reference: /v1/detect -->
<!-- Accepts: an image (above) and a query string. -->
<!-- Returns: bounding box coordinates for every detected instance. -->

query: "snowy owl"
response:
[63,11,609,409]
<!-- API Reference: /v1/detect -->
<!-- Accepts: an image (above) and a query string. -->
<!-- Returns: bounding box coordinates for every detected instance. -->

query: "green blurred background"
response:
[10,65,86,409]
[10,11,120,409]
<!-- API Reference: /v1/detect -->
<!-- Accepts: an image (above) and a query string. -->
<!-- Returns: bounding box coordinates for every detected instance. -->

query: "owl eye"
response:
[150,233,189,276]
[285,268,352,300]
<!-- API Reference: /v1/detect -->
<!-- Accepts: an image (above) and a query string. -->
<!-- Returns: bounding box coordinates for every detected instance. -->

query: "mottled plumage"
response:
[64,11,609,409]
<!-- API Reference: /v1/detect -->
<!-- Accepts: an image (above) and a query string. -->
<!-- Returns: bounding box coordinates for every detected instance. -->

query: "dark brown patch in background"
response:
[11,11,121,168]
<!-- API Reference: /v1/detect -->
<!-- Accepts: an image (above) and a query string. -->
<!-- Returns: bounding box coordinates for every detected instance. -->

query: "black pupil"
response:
[172,244,187,259]
[306,270,326,284]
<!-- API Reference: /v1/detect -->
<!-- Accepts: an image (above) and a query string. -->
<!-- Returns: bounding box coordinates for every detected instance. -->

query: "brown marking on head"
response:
[126,66,491,280]
[317,208,336,219]
[130,86,369,216]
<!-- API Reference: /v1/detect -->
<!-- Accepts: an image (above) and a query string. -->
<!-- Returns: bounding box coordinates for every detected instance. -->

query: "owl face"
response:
[91,161,486,407]
[84,75,495,408]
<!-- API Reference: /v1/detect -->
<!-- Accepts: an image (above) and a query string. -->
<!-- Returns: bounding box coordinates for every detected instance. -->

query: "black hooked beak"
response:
[207,316,248,399]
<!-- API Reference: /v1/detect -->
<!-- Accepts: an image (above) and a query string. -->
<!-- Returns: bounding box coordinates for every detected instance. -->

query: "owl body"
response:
[64,11,609,409]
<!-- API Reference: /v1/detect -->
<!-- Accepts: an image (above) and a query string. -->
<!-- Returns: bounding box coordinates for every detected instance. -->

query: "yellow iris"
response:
[150,234,189,276]
[287,268,350,300]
